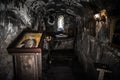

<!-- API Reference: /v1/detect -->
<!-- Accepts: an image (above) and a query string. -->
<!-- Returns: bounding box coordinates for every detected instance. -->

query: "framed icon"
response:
[16,33,42,48]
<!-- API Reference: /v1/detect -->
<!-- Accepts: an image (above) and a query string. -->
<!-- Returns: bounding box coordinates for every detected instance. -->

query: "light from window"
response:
[57,15,64,31]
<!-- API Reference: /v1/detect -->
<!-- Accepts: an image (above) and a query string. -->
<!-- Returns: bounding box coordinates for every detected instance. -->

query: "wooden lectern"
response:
[7,30,44,80]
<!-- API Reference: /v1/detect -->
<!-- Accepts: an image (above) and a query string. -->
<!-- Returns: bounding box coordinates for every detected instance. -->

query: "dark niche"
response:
[111,19,120,49]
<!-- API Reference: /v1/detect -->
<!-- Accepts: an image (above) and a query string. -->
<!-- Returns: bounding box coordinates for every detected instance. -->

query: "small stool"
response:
[95,63,112,80]
[97,68,112,80]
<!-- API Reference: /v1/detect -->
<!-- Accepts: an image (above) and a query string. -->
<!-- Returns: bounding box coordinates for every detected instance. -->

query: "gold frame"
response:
[16,33,42,48]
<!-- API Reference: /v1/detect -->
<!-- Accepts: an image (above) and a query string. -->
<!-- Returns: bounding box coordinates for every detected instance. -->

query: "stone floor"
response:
[42,50,99,80]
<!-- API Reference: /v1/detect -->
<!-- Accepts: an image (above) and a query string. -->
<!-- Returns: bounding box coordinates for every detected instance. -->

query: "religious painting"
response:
[16,33,42,48]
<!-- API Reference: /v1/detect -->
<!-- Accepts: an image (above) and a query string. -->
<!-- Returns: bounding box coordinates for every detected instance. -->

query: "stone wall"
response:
[0,1,37,80]
[0,0,120,80]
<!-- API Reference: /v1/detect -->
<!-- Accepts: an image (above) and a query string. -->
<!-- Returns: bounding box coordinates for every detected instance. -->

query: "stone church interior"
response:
[1,0,120,80]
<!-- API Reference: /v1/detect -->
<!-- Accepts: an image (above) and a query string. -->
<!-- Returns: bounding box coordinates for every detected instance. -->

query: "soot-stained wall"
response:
[0,0,42,80]
[0,0,83,80]
[0,0,120,80]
